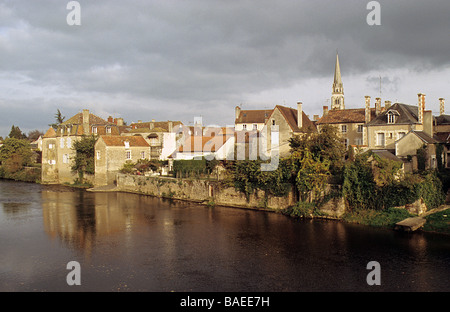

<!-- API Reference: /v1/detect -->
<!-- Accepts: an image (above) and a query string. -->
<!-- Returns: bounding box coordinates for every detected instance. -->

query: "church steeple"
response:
[331,52,345,110]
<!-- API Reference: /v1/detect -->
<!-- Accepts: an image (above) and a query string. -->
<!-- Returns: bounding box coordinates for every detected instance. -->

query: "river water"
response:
[0,179,449,292]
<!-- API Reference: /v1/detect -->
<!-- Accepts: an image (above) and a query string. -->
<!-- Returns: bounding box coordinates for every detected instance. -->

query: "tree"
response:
[8,125,26,139]
[49,109,66,130]
[287,149,330,202]
[0,138,32,166]
[71,135,97,182]
[289,124,345,177]
[27,130,44,142]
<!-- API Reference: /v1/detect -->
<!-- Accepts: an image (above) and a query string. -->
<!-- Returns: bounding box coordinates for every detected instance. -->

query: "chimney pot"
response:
[323,105,329,116]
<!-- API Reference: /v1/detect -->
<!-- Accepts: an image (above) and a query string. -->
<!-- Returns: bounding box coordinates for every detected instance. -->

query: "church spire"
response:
[331,51,345,110]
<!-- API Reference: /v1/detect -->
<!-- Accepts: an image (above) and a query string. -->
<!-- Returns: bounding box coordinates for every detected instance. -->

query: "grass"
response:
[342,207,414,228]
[423,208,450,234]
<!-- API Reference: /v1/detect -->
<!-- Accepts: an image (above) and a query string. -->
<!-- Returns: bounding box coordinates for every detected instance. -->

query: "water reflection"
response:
[1,180,449,291]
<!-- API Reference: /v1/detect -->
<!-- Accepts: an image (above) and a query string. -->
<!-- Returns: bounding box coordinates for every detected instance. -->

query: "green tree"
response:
[289,124,345,176]
[287,148,330,202]
[49,109,66,130]
[71,135,97,182]
[0,138,32,166]
[8,125,26,139]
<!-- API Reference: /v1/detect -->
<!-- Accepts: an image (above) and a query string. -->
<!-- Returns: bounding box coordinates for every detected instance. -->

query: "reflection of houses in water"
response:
[41,188,157,254]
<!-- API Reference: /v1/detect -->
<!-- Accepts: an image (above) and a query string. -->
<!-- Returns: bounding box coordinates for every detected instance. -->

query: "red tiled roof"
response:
[177,135,231,152]
[235,109,273,124]
[270,105,317,132]
[316,108,377,125]
[100,135,149,147]
[43,127,56,138]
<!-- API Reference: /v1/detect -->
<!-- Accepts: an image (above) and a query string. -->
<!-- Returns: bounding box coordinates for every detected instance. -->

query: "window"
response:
[355,138,363,146]
[126,150,131,160]
[62,154,69,164]
[106,126,111,134]
[272,120,276,126]
[377,133,385,146]
[141,151,145,159]
[253,124,258,130]
[398,132,406,140]
[48,159,56,165]
[243,124,247,130]
[67,137,72,148]
[96,151,101,160]
[343,139,349,149]
[387,112,395,124]
[92,126,97,134]
[357,125,363,133]
[49,143,54,149]
[60,138,64,148]
[124,141,130,148]
[341,125,347,133]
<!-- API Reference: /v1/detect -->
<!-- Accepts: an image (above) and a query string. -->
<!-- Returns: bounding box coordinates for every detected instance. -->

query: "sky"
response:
[1,0,450,138]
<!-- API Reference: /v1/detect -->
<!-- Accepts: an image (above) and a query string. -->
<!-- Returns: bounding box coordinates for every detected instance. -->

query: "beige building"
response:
[234,106,273,131]
[125,120,183,160]
[41,109,122,184]
[365,94,433,152]
[94,135,150,186]
[263,103,317,158]
[395,130,439,172]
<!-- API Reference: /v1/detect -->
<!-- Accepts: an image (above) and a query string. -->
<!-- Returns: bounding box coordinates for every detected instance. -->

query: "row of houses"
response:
[40,53,450,187]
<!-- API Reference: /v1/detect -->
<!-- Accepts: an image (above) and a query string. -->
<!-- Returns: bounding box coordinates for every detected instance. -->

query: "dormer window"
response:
[387,110,399,124]
[124,141,130,148]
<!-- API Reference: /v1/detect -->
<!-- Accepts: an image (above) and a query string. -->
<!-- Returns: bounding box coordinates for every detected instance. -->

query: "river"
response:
[0,179,449,292]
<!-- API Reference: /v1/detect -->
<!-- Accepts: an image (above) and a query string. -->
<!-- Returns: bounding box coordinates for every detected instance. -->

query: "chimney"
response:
[138,120,142,123]
[108,116,113,123]
[418,93,425,124]
[313,114,319,121]
[82,109,90,134]
[365,96,371,124]
[168,121,173,133]
[235,106,241,121]
[375,98,381,116]
[323,105,329,116]
[385,100,391,110]
[440,98,445,115]
[297,102,303,129]
[423,110,433,137]
[116,118,124,126]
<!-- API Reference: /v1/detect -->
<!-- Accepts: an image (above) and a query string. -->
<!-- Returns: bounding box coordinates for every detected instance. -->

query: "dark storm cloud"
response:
[1,0,450,135]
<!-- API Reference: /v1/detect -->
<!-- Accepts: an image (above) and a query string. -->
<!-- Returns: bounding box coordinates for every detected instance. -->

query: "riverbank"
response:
[86,174,450,235]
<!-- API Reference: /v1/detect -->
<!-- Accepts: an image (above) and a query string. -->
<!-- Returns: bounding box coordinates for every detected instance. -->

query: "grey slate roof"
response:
[367,103,419,125]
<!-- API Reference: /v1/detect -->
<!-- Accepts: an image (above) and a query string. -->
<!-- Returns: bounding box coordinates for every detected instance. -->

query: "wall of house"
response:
[235,122,265,131]
[264,109,293,158]
[94,141,150,186]
[56,136,78,184]
[41,137,58,184]
[317,123,364,147]
[366,124,417,150]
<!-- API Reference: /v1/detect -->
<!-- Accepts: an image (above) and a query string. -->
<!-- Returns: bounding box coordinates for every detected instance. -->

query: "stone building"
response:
[365,93,433,152]
[125,120,183,160]
[94,135,150,186]
[41,109,121,184]
[263,103,317,158]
